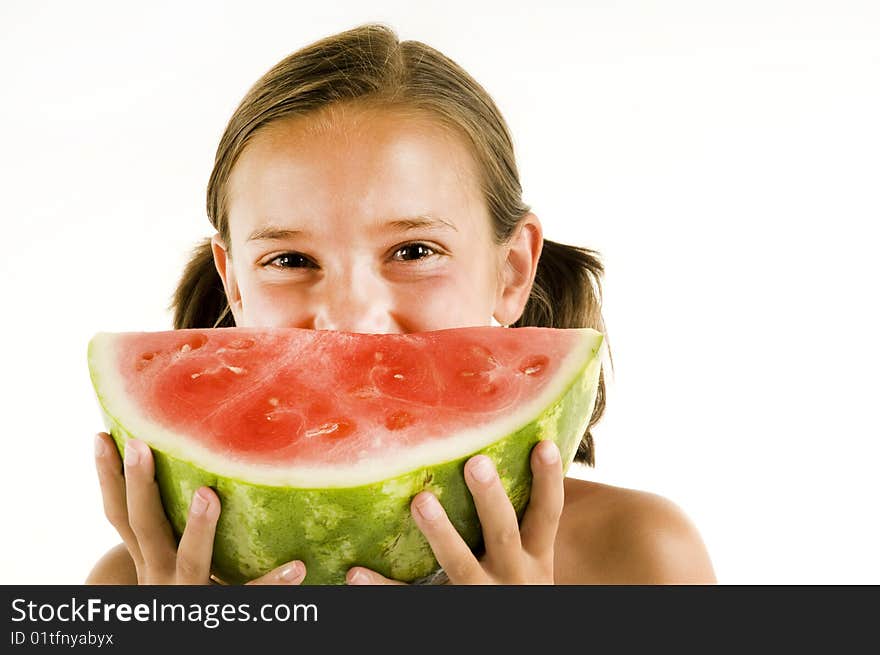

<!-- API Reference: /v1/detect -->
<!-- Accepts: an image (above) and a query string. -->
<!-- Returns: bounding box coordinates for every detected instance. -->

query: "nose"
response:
[311,262,398,334]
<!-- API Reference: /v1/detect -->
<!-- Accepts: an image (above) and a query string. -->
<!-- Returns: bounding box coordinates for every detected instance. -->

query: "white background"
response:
[1,0,877,584]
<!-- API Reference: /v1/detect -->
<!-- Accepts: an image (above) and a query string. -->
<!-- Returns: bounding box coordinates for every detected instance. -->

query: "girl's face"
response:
[212,105,542,334]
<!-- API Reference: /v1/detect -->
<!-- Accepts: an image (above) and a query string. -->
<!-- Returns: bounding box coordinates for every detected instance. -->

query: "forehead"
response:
[225,104,489,240]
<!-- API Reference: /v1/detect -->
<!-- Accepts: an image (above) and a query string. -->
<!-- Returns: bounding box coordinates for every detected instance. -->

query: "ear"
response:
[210,233,243,325]
[493,213,544,326]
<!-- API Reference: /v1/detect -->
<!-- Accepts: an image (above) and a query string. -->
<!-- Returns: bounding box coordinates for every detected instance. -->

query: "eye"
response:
[264,252,317,269]
[392,243,437,262]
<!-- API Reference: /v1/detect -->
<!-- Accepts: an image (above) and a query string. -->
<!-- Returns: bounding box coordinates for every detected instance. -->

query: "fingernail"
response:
[280,562,303,582]
[539,441,559,465]
[94,434,107,458]
[124,442,140,467]
[190,489,209,516]
[347,569,368,585]
[470,456,495,483]
[415,493,443,521]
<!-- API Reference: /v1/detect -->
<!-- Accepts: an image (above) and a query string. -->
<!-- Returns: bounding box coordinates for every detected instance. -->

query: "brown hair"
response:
[170,23,611,466]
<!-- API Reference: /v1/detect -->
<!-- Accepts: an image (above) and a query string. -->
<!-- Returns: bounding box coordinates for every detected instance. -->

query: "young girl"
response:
[88,24,715,585]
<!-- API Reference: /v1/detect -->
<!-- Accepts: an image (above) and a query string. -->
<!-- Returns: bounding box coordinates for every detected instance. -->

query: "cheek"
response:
[237,278,309,328]
[392,271,496,331]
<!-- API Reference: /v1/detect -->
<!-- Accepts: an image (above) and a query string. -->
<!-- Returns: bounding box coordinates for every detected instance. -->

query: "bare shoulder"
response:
[85,543,138,585]
[554,477,716,584]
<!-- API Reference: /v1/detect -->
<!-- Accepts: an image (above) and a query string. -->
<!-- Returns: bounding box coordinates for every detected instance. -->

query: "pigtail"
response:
[514,239,612,467]
[169,238,235,330]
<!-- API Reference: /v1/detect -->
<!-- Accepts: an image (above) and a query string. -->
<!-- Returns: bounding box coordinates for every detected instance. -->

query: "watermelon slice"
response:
[87,326,605,584]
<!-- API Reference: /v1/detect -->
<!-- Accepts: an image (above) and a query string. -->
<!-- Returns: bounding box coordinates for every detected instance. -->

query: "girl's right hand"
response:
[94,432,306,585]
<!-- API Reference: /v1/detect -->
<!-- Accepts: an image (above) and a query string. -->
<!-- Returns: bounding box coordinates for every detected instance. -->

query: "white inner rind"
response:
[89,329,605,488]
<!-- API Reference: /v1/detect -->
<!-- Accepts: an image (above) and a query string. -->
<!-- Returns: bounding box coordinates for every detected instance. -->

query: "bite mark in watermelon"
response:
[87,326,605,584]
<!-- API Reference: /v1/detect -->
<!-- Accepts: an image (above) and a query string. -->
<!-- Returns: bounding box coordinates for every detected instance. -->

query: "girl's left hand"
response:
[345,440,564,585]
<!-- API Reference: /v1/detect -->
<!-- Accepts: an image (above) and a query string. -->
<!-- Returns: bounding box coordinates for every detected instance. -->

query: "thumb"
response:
[346,567,408,585]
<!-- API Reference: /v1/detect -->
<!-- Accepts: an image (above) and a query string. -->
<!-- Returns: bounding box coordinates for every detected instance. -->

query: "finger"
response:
[175,487,221,584]
[346,567,407,585]
[246,560,307,585]
[411,491,486,584]
[519,440,565,558]
[94,432,144,569]
[464,455,523,581]
[123,439,176,577]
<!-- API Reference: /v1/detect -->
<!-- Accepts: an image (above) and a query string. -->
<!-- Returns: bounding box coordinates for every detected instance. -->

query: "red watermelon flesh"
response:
[112,327,578,471]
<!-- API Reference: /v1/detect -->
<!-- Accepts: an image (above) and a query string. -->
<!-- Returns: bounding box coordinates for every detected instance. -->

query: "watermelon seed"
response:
[179,334,208,352]
[393,373,404,380]
[268,397,279,407]
[304,422,340,438]
[187,364,245,380]
[135,352,157,371]
[459,370,475,377]
[518,355,549,376]
[351,386,376,399]
[470,344,500,366]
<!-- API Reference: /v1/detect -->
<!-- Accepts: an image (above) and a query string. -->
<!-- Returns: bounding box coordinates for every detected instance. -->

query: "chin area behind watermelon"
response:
[87,325,605,584]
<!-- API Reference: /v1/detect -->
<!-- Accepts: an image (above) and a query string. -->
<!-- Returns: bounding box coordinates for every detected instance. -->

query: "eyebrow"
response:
[246,215,458,242]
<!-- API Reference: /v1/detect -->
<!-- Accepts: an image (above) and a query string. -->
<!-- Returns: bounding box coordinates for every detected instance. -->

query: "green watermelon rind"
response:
[90,331,604,585]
